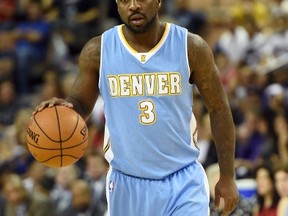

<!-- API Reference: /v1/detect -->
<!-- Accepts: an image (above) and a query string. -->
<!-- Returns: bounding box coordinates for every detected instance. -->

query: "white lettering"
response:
[107,76,118,97]
[170,73,181,94]
[107,72,181,97]
[158,74,169,95]
[119,75,130,96]
[144,74,156,95]
[131,75,143,96]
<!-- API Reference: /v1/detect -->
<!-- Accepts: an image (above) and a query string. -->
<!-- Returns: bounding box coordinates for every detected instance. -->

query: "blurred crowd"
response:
[0,0,288,215]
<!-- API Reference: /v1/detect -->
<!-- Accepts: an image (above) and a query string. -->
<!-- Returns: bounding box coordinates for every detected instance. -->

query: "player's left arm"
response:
[188,32,239,215]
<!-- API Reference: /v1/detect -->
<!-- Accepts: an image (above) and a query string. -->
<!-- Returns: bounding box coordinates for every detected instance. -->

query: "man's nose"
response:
[129,0,141,10]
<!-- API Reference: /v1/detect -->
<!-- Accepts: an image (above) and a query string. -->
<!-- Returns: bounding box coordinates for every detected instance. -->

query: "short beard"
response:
[122,14,157,34]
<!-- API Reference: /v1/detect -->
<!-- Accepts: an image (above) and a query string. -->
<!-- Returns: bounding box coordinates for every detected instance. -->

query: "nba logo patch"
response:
[109,180,115,192]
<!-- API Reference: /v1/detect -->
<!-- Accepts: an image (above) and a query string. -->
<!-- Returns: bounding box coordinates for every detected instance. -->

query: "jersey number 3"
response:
[138,100,156,125]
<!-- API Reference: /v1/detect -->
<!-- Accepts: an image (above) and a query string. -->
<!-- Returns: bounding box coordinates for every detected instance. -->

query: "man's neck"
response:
[122,21,166,52]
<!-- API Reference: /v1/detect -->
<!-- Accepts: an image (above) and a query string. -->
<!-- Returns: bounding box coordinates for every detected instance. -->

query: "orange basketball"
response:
[26,106,89,168]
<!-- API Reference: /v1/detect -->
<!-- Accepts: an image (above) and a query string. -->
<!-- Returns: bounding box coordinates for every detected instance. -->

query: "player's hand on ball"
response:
[33,97,73,115]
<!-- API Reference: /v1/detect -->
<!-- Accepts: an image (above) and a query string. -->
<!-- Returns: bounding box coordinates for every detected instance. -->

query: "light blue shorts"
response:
[106,161,210,216]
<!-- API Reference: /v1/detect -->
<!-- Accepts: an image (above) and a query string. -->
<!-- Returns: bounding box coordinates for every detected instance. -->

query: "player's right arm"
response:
[34,36,101,120]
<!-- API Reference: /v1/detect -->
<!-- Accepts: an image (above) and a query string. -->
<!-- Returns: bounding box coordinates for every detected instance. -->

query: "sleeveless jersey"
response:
[99,23,200,179]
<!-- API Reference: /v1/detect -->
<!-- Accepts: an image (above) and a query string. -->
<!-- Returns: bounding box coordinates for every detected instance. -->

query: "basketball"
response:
[26,106,89,168]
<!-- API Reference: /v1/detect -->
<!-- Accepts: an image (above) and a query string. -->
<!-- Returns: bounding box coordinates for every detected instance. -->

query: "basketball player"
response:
[34,0,239,215]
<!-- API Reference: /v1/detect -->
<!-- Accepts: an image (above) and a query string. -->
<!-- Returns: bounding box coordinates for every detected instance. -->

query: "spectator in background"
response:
[0,0,16,81]
[215,14,250,65]
[2,173,55,216]
[274,162,288,216]
[274,114,288,163]
[62,179,103,216]
[0,192,5,216]
[22,161,47,192]
[282,0,288,13]
[0,80,28,129]
[0,54,15,81]
[0,0,16,23]
[0,173,6,216]
[83,152,108,215]
[230,64,267,126]
[30,65,65,108]
[277,197,288,216]
[253,163,280,216]
[51,0,101,58]
[235,110,270,178]
[61,71,77,98]
[51,165,79,216]
[230,0,270,29]
[172,0,207,37]
[263,83,287,143]
[0,107,35,175]
[38,65,64,98]
[259,13,288,65]
[33,174,55,205]
[239,15,267,71]
[12,0,51,94]
[104,0,122,27]
[274,162,288,198]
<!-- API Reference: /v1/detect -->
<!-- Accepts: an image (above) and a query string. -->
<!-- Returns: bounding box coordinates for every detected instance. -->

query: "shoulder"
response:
[187,32,211,56]
[80,36,102,57]
[79,36,102,70]
[80,25,118,58]
[186,32,214,72]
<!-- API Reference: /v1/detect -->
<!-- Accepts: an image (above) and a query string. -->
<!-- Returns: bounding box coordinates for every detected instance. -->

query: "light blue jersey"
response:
[100,23,210,216]
[99,23,199,179]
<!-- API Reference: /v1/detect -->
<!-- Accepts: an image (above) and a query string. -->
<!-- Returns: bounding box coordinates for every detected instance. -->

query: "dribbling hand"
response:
[33,97,73,115]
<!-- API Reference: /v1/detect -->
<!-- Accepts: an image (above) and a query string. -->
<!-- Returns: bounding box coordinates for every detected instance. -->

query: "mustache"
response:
[128,12,145,20]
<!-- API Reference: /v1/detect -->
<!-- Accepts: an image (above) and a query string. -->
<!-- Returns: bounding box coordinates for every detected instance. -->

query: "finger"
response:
[229,195,239,211]
[222,198,237,216]
[59,101,73,108]
[33,103,48,115]
[222,207,232,216]
[222,209,232,216]
[49,97,73,108]
[38,103,48,111]
[66,103,74,108]
[222,200,231,215]
[48,97,59,107]
[33,98,57,115]
[214,192,220,209]
[32,98,74,116]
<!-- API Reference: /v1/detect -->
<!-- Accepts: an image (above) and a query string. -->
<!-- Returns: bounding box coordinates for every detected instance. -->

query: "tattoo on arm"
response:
[67,37,101,119]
